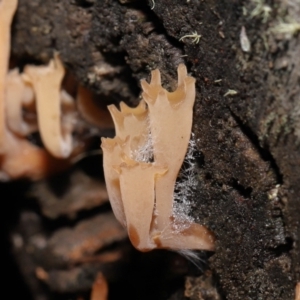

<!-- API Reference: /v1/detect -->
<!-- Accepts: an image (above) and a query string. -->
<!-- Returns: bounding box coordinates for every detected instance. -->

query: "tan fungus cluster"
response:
[102,64,215,252]
[0,0,74,180]
[0,0,113,180]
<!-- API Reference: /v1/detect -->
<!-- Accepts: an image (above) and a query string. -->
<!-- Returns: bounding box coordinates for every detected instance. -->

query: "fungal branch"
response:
[0,0,85,180]
[24,53,75,159]
[0,0,18,151]
[101,101,149,229]
[102,65,215,252]
[0,0,58,180]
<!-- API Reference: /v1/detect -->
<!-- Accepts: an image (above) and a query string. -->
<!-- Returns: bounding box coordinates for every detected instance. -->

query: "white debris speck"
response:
[224,89,238,97]
[240,26,251,52]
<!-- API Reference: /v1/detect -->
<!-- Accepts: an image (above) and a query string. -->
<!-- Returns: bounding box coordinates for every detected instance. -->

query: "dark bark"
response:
[2,0,299,299]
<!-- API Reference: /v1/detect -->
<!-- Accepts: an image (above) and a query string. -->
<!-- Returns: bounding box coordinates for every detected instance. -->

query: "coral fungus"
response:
[0,0,99,180]
[102,64,215,252]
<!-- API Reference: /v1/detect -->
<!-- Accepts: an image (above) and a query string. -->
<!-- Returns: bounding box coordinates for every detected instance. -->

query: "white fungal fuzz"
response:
[130,119,154,163]
[176,249,206,269]
[173,134,198,231]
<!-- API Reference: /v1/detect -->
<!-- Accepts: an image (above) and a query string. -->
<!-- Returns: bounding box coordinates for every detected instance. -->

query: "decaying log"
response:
[1,0,298,299]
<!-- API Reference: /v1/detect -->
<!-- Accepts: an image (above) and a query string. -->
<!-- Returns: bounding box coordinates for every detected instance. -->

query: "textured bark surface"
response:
[1,0,299,299]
